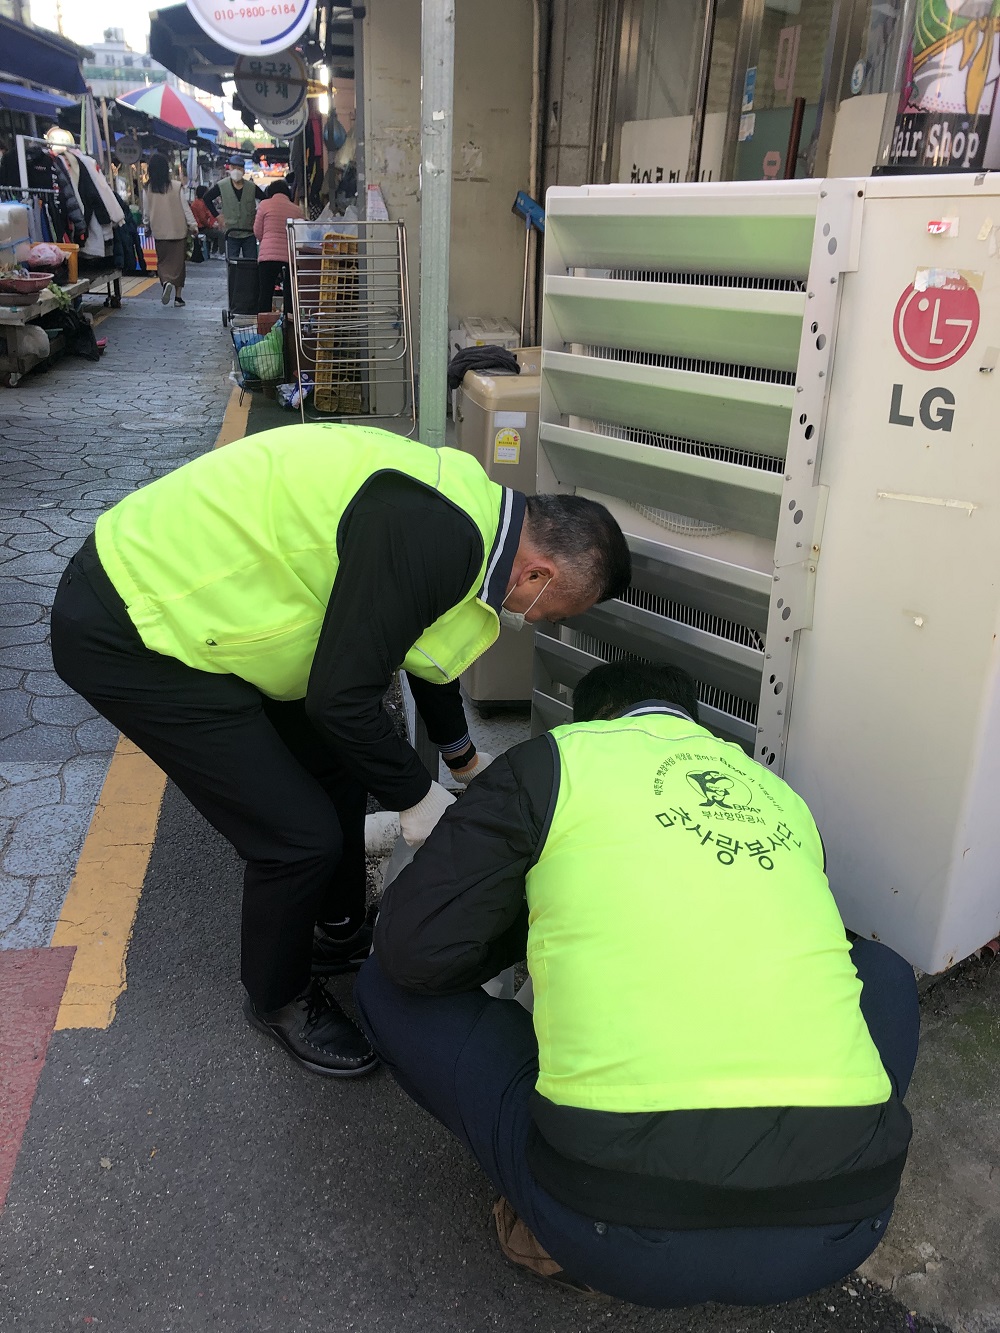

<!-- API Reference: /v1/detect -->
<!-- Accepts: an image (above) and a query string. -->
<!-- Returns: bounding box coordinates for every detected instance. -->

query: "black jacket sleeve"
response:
[374,734,556,992]
[405,674,470,748]
[304,474,485,811]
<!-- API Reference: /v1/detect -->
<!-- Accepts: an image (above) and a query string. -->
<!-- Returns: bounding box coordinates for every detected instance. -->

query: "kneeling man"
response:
[355,660,917,1307]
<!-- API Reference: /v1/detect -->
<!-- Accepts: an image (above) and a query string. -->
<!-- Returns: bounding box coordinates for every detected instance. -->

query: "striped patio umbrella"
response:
[117,84,229,139]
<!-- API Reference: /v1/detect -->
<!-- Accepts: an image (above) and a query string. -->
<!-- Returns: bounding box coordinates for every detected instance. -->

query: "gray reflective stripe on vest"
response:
[410,646,448,679]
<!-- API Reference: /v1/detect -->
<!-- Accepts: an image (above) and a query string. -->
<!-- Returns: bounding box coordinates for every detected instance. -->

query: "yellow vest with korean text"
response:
[95,425,504,700]
[525,710,892,1114]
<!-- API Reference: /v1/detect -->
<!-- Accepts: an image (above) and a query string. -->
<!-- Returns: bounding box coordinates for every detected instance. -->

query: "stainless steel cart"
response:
[286,218,415,431]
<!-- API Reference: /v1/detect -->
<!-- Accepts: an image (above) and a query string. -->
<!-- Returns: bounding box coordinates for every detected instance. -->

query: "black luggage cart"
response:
[221,230,258,327]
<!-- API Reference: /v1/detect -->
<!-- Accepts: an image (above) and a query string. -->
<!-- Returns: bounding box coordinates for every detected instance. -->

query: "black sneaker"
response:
[243,978,377,1077]
[311,906,376,977]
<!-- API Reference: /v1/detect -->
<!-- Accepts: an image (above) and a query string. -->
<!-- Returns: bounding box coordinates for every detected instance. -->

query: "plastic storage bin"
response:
[56,243,79,283]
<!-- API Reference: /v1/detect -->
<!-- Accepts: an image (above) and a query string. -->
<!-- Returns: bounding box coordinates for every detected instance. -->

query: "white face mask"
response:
[499,577,551,632]
[230,170,245,183]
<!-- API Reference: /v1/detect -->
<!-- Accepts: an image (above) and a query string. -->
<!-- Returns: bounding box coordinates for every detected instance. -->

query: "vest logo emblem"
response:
[686,769,754,811]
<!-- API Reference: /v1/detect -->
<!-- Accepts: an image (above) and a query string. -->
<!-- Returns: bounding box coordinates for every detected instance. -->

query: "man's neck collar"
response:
[480,489,526,612]
[618,700,695,723]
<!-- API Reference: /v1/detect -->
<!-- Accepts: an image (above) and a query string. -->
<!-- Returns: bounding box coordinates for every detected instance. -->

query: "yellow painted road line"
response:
[91,277,159,326]
[214,384,250,448]
[51,737,166,1030]
[52,383,249,1030]
[125,277,159,297]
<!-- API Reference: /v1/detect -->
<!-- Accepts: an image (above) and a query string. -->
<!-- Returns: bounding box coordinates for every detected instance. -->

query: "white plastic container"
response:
[0,204,32,266]
[460,315,520,349]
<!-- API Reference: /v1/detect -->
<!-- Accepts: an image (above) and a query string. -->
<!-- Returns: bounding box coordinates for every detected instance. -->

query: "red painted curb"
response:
[0,946,76,1211]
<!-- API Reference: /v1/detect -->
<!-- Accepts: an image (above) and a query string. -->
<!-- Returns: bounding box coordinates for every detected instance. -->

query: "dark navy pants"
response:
[354,940,919,1308]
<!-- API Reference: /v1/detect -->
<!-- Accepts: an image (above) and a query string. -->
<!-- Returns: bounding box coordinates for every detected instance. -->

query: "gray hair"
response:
[524,494,631,602]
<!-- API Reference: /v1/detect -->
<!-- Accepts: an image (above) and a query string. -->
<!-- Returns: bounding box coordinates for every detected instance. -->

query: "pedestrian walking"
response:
[204,157,264,260]
[49,425,631,1080]
[253,179,303,314]
[142,153,196,308]
[359,658,918,1306]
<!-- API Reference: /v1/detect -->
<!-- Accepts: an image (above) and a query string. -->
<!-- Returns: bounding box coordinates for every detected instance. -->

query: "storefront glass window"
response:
[732,0,838,179]
[614,0,708,182]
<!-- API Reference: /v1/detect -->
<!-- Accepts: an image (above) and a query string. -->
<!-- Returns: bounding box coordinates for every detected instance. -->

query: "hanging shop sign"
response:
[234,50,308,119]
[185,0,315,59]
[115,136,142,166]
[883,0,1000,173]
[258,103,309,139]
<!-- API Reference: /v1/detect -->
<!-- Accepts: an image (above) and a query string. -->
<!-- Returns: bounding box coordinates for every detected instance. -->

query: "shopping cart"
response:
[221,230,259,327]
[231,315,285,397]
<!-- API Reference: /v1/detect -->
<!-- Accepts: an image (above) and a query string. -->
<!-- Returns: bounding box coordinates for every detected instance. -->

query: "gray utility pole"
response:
[417,0,455,450]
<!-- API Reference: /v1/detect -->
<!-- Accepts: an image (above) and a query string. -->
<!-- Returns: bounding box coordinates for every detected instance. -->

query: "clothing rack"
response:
[15,133,56,195]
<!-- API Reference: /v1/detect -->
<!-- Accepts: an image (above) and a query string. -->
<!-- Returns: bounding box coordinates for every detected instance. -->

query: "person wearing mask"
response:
[204,158,264,260]
[358,659,919,1307]
[49,425,631,1081]
[253,179,303,314]
[142,153,197,308]
[190,185,221,257]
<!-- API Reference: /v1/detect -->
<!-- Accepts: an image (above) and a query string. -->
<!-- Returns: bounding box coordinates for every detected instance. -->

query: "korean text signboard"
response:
[258,105,308,138]
[234,51,308,119]
[186,0,315,58]
[884,0,1000,172]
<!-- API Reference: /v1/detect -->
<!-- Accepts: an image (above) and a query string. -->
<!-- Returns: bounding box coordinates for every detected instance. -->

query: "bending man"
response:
[358,659,918,1306]
[50,425,630,1079]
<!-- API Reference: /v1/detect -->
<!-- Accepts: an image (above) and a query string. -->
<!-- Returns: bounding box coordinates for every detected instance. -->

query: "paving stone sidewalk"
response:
[0,261,233,952]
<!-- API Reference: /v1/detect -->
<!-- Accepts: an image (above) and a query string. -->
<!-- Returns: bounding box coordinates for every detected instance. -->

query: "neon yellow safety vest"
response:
[95,424,505,700]
[526,711,892,1114]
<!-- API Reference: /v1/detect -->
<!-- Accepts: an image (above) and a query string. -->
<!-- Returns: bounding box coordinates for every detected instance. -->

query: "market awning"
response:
[149,5,235,98]
[0,17,90,96]
[93,98,231,161]
[0,80,77,119]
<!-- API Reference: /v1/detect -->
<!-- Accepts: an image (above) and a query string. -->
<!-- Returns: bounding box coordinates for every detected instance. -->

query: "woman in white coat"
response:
[142,153,196,308]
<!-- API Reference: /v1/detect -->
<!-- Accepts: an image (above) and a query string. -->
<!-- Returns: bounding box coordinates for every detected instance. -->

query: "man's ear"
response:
[527,558,558,584]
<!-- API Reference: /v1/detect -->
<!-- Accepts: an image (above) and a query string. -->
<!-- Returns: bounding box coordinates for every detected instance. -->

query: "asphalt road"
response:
[0,783,947,1333]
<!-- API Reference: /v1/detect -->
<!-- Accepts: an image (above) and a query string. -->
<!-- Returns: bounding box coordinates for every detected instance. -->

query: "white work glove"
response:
[449,749,495,786]
[399,780,456,848]
[364,810,401,857]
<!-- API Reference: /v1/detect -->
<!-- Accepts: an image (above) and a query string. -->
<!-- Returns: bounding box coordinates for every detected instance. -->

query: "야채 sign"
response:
[186,0,315,58]
[234,50,308,119]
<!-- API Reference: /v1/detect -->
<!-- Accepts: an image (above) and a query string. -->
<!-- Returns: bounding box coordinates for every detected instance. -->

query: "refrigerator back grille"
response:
[584,344,796,387]
[599,421,786,473]
[567,630,760,726]
[606,270,807,292]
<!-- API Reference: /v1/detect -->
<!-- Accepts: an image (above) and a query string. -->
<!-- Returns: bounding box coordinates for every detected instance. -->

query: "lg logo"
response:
[888,384,956,433]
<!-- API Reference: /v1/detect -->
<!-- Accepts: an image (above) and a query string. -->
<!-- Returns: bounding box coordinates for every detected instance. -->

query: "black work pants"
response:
[50,538,367,1011]
[257,260,291,315]
[355,939,919,1308]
